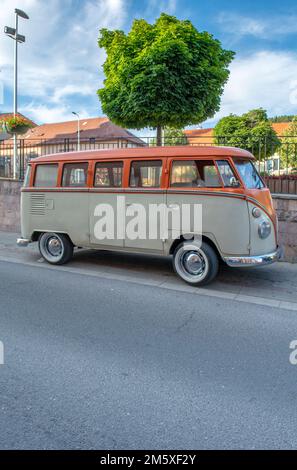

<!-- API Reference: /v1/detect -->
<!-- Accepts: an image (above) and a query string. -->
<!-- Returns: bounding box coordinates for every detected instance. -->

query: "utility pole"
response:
[72,112,80,151]
[4,8,29,179]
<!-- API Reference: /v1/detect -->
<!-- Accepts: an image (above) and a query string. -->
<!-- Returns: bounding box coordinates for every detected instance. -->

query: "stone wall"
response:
[0,179,22,232]
[273,195,297,263]
[0,178,297,262]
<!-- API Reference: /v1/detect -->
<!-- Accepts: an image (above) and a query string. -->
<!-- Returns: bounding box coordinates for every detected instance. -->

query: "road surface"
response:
[0,255,297,449]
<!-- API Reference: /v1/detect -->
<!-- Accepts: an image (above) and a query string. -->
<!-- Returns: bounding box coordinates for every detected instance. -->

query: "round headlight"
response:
[252,207,261,218]
[258,221,271,239]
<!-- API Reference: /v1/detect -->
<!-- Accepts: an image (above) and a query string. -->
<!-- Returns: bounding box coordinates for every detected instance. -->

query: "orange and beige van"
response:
[17,146,280,286]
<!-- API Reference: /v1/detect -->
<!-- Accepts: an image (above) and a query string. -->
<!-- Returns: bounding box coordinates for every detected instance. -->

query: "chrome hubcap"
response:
[47,236,62,257]
[182,251,205,276]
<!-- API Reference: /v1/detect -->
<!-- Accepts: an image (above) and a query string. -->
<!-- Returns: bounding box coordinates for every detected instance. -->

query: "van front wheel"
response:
[172,241,219,286]
[38,233,73,265]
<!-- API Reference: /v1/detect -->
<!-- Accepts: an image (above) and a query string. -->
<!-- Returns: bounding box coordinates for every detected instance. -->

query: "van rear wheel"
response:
[172,241,219,286]
[38,233,73,265]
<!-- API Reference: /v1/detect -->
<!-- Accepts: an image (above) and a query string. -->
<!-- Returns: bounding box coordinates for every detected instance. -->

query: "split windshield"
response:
[234,159,264,190]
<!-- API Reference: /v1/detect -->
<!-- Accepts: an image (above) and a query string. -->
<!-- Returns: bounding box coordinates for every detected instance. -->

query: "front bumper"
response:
[17,238,30,247]
[224,247,281,268]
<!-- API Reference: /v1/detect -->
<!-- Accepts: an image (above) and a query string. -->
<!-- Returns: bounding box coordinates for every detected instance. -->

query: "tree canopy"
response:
[213,108,281,159]
[98,13,234,144]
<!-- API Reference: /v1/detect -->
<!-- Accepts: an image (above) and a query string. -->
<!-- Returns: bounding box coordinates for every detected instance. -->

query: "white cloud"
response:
[20,102,91,123]
[0,0,127,121]
[205,50,297,126]
[217,12,297,39]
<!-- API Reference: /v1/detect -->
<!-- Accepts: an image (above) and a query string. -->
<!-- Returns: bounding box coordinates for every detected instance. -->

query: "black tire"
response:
[38,232,73,265]
[172,241,219,286]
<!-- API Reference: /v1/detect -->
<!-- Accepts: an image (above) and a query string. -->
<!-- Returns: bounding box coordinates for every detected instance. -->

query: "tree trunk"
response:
[156,125,162,146]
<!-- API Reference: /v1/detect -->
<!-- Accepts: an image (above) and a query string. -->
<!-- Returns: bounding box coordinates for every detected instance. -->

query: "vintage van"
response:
[17,146,280,286]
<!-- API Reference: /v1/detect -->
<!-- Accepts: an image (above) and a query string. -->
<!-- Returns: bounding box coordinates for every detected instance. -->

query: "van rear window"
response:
[130,160,162,188]
[94,161,123,187]
[62,163,88,187]
[23,165,31,187]
[34,164,58,187]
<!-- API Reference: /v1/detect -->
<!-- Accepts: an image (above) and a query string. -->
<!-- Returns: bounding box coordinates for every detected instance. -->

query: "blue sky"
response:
[1,0,297,130]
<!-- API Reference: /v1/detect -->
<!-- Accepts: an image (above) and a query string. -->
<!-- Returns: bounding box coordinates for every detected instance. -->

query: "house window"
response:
[94,161,123,187]
[34,164,58,187]
[170,160,221,187]
[129,160,162,188]
[62,162,88,187]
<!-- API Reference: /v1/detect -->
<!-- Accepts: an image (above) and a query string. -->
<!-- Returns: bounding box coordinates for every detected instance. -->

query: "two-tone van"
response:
[17,146,280,286]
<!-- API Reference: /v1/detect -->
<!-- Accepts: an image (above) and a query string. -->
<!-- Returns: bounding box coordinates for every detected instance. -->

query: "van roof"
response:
[32,145,255,163]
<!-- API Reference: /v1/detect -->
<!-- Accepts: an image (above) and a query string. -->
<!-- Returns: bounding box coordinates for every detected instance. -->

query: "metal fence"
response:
[0,135,297,194]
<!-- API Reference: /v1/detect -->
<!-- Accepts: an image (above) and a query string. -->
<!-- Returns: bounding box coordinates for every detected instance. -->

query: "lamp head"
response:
[15,9,29,19]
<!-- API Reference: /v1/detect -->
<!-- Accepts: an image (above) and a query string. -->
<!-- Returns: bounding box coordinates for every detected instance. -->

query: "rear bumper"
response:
[17,238,30,247]
[224,247,281,267]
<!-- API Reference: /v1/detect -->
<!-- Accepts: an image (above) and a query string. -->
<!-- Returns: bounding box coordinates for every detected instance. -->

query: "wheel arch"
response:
[32,231,74,246]
[169,234,222,261]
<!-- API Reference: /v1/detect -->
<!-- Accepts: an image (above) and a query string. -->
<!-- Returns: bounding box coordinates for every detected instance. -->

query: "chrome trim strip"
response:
[16,238,30,247]
[166,189,245,199]
[224,247,281,267]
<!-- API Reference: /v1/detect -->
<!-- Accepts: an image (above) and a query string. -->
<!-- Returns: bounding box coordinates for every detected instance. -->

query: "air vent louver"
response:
[30,193,45,215]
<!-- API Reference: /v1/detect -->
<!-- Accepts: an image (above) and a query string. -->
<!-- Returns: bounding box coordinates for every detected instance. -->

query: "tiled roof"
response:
[184,128,214,144]
[184,122,292,144]
[184,128,214,136]
[271,122,291,135]
[21,117,145,145]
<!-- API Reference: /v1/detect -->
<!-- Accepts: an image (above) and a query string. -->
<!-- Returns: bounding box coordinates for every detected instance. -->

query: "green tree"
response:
[98,13,234,145]
[214,108,281,159]
[269,115,295,123]
[149,127,186,146]
[280,117,297,169]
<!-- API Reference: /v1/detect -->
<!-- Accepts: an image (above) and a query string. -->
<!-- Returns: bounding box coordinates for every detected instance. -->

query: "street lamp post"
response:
[4,9,29,179]
[72,112,80,151]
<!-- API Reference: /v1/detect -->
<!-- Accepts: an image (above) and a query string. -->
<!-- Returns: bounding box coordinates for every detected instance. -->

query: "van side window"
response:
[94,161,123,187]
[170,160,221,187]
[130,160,162,188]
[34,164,58,187]
[216,160,239,187]
[62,162,88,187]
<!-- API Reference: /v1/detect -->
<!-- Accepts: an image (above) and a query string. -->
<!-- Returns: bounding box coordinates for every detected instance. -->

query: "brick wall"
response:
[273,195,297,263]
[0,179,22,232]
[0,178,297,262]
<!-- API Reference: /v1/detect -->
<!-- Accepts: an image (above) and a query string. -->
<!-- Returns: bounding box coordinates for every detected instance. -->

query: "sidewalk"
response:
[1,231,297,307]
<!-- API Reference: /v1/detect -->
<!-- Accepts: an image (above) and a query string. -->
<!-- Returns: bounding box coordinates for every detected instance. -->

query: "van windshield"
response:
[234,159,264,189]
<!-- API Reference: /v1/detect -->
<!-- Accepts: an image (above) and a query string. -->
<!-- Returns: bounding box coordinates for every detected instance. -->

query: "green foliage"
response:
[280,117,297,168]
[1,115,33,135]
[214,108,281,159]
[98,13,234,136]
[269,115,295,123]
[164,127,187,145]
[149,127,187,146]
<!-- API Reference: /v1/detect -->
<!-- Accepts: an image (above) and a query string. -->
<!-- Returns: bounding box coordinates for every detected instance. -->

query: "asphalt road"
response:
[1,259,297,450]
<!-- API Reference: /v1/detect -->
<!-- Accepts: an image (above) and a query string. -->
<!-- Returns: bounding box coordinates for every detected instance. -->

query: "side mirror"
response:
[230,176,240,188]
